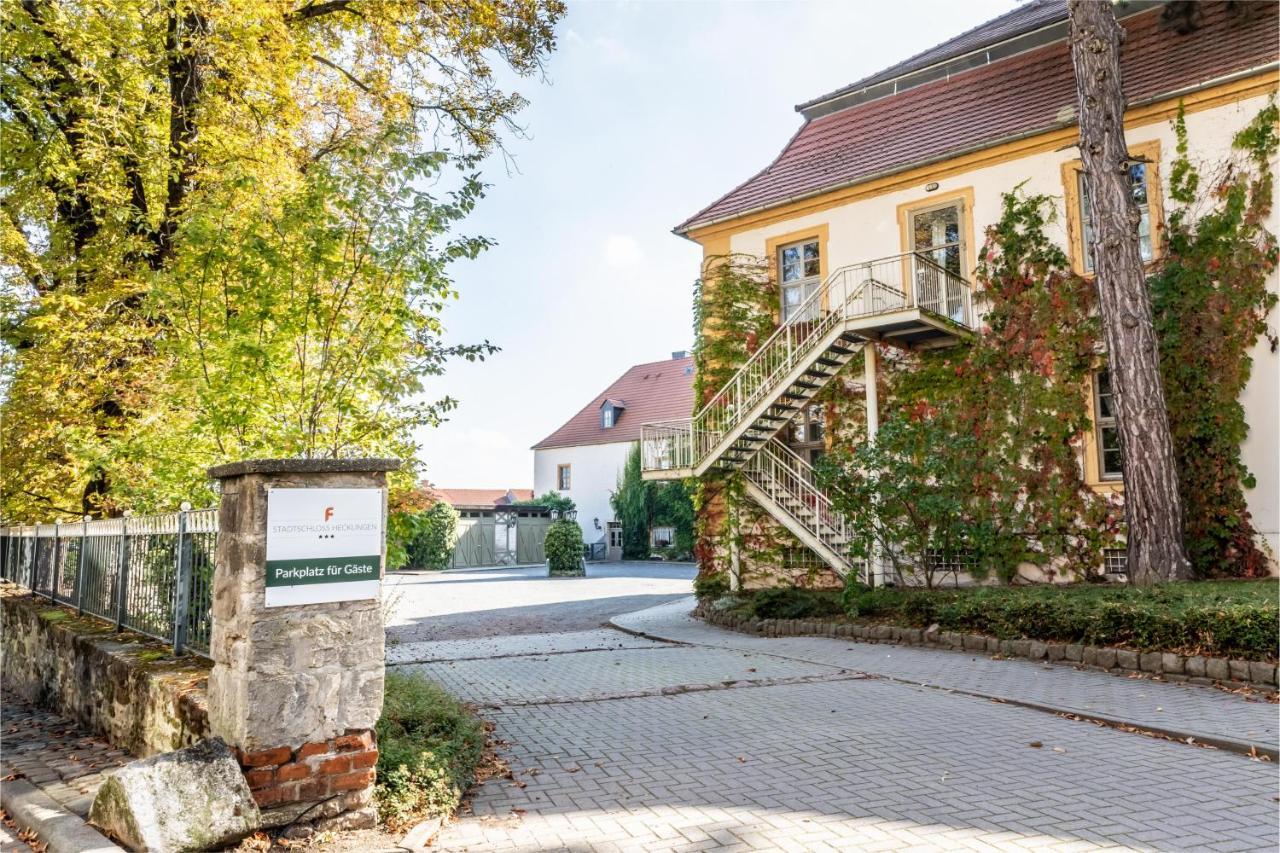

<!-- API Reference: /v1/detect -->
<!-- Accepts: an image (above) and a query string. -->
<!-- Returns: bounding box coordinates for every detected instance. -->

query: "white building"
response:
[533,353,694,558]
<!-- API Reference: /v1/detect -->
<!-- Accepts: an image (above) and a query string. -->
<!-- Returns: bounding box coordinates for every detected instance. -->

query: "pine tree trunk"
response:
[1067,0,1192,584]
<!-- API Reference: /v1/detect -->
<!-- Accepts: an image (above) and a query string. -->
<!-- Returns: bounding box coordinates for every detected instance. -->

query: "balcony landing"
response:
[641,467,693,482]
[845,306,970,347]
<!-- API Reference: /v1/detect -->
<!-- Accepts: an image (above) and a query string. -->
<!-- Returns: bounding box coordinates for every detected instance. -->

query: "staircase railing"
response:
[743,440,855,556]
[641,250,970,475]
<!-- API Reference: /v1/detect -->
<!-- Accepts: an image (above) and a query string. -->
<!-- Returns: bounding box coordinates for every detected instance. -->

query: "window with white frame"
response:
[1078,163,1152,272]
[787,403,826,468]
[779,238,821,322]
[557,464,571,490]
[1094,369,1123,480]
[910,201,964,277]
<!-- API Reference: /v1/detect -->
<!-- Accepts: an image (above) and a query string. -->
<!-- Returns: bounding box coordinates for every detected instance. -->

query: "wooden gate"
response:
[450,508,553,568]
[452,516,497,568]
[516,514,551,564]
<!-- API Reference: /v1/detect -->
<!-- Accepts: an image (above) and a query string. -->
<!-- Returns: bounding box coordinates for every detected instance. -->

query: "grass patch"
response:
[845,579,1279,660]
[375,670,485,832]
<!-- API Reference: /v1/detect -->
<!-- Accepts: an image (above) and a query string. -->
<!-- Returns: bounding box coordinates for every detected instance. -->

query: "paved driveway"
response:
[384,561,696,644]
[387,566,1278,852]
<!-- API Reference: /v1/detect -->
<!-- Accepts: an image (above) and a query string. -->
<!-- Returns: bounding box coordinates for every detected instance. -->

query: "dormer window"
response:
[600,399,625,429]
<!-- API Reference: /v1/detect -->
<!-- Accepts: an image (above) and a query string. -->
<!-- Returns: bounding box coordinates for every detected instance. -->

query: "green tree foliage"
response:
[0,0,565,519]
[405,501,461,571]
[1150,103,1279,577]
[613,445,649,558]
[818,189,1119,583]
[544,518,583,575]
[516,492,575,513]
[612,443,694,559]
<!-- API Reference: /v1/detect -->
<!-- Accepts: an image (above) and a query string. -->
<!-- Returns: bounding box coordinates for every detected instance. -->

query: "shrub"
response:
[406,502,460,570]
[516,491,575,513]
[693,571,729,600]
[545,519,584,575]
[375,671,485,831]
[838,579,1278,660]
[749,586,842,620]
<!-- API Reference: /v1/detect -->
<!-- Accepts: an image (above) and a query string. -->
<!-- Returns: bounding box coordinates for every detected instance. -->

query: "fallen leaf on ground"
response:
[1028,742,1042,748]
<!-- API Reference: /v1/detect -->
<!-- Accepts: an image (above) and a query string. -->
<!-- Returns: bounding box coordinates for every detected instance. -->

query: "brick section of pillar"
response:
[238,729,378,819]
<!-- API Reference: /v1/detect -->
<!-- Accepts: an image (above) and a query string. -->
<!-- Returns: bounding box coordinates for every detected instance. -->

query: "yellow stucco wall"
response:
[685,75,1280,563]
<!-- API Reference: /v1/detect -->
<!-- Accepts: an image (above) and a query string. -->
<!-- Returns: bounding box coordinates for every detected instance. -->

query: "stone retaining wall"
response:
[1,587,211,757]
[695,601,1279,690]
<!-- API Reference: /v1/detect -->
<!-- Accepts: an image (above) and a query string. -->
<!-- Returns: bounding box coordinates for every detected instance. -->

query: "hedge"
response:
[710,580,1278,660]
[844,580,1278,660]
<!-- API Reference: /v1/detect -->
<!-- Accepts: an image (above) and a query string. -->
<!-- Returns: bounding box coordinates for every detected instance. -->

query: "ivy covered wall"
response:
[689,102,1278,589]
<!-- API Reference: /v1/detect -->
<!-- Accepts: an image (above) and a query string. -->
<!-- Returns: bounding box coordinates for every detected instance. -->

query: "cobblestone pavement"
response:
[413,592,1279,852]
[0,690,133,820]
[614,599,1280,751]
[383,562,696,643]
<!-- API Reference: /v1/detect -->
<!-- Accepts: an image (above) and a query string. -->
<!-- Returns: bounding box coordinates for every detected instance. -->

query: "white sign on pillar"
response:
[264,487,384,607]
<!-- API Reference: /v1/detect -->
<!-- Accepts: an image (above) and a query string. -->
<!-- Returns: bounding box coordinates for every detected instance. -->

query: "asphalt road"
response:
[382,561,696,643]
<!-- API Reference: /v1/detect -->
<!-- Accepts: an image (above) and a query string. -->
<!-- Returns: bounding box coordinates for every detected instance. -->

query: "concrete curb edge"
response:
[0,777,123,853]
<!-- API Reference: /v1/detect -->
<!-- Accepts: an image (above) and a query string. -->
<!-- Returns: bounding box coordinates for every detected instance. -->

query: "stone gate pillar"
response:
[206,458,399,830]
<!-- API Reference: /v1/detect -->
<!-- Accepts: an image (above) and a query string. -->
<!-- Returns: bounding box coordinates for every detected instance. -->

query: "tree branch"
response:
[287,1,364,23]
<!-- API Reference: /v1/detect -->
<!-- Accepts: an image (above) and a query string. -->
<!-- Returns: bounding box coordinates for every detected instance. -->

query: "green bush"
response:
[516,491,575,513]
[545,519,584,575]
[839,577,1278,659]
[748,586,843,620]
[375,671,485,831]
[693,571,729,600]
[406,502,460,570]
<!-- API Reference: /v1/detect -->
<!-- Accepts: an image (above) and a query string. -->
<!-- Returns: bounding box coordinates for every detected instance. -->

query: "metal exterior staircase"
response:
[743,439,864,577]
[641,250,972,578]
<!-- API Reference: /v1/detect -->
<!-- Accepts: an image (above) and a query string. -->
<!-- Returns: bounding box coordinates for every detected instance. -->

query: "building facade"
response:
[640,0,1279,585]
[534,354,695,558]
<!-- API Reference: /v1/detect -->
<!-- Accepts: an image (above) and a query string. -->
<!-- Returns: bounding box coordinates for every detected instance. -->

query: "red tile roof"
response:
[532,356,696,450]
[434,488,534,508]
[677,3,1278,233]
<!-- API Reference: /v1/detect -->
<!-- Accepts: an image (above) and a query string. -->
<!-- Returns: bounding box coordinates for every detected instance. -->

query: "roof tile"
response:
[679,3,1277,232]
[532,356,695,450]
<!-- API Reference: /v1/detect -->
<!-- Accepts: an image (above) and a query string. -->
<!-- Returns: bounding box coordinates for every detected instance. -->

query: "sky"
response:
[414,0,1017,490]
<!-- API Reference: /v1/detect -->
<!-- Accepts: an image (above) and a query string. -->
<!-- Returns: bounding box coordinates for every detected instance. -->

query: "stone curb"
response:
[608,603,1279,760]
[696,605,1280,691]
[0,778,123,853]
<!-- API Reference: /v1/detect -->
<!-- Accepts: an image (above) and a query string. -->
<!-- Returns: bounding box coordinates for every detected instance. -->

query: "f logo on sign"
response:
[324,506,335,522]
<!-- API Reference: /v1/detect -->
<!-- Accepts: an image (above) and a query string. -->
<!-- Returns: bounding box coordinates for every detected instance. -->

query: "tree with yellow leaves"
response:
[0,0,565,518]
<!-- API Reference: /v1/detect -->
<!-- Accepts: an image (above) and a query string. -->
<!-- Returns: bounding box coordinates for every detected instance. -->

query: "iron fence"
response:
[0,506,218,657]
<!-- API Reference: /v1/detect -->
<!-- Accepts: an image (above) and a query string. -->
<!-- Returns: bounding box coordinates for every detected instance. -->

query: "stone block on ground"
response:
[1205,657,1230,681]
[1229,659,1251,682]
[88,737,260,853]
[1248,660,1276,686]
